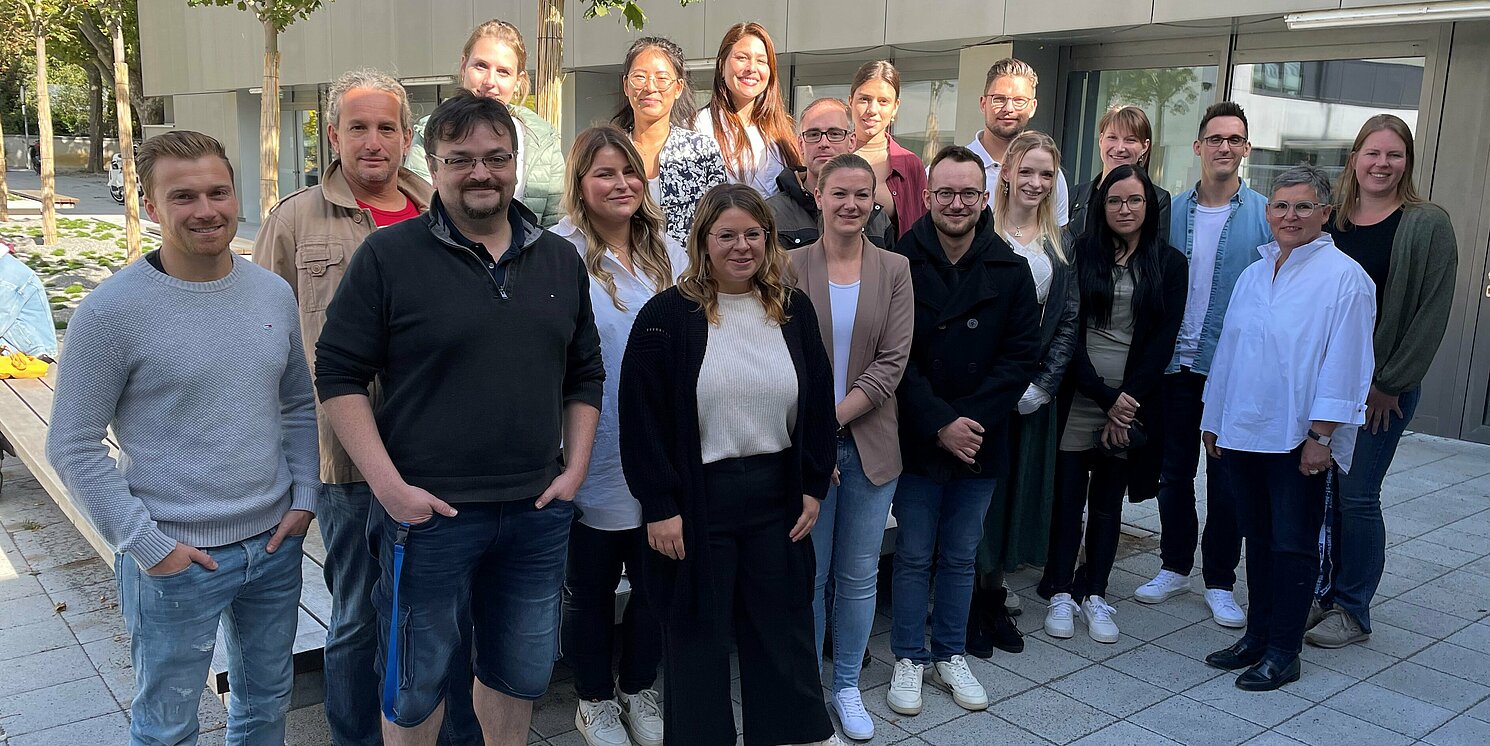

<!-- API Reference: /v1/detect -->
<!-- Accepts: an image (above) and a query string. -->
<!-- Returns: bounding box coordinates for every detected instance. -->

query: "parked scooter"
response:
[108,150,141,205]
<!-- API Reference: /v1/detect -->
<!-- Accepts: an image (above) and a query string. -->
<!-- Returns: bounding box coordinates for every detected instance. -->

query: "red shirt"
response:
[356,196,421,227]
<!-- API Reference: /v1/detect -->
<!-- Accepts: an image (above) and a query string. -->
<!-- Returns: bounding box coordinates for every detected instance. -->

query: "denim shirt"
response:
[1166,180,1271,375]
[0,252,58,357]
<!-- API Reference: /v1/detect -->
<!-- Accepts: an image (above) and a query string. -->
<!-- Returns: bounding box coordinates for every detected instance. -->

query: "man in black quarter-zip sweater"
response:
[316,91,603,746]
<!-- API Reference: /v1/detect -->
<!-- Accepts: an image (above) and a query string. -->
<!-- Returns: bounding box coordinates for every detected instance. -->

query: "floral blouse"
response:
[647,126,729,246]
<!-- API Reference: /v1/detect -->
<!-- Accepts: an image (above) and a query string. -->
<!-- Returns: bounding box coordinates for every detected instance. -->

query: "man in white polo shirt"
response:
[966,58,1071,226]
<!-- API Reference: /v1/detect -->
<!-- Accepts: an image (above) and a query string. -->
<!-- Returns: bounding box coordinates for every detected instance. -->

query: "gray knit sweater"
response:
[47,255,319,570]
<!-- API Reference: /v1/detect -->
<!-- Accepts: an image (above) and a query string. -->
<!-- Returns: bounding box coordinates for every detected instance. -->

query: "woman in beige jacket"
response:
[787,153,914,742]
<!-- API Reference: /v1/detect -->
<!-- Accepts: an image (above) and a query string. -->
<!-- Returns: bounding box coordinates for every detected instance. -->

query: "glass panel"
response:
[792,83,850,118]
[1062,66,1219,196]
[794,79,957,163]
[301,110,320,187]
[1231,58,1424,192]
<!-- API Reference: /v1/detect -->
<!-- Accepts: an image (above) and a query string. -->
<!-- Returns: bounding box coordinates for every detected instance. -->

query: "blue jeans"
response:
[317,483,382,746]
[890,474,997,663]
[812,436,897,691]
[1318,387,1420,632]
[117,529,303,746]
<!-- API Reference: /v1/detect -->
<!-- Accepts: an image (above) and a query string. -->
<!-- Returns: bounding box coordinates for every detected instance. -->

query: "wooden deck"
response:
[10,190,80,208]
[0,371,329,700]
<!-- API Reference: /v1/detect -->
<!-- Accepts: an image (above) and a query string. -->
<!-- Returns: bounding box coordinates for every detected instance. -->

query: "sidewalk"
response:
[2,431,1488,745]
[3,169,262,241]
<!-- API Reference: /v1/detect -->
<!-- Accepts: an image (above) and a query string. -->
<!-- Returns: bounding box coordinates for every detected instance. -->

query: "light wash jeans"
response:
[890,473,997,664]
[117,529,303,746]
[811,436,897,692]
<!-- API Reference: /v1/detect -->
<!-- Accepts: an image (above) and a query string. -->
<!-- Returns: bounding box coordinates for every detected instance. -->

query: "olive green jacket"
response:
[1367,202,1458,395]
[405,103,565,227]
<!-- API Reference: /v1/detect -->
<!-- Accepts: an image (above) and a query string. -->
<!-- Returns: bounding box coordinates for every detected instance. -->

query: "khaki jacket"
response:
[253,160,433,483]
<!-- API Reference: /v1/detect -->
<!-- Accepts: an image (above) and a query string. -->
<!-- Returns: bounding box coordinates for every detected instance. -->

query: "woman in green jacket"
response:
[1308,114,1458,649]
[404,19,565,227]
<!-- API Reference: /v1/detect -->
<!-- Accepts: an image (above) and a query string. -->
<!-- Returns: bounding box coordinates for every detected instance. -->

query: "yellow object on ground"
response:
[0,351,50,379]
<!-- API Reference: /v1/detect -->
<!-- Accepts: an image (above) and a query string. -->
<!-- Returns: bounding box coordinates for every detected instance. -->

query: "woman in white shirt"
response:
[696,22,802,198]
[555,126,688,746]
[1200,164,1375,692]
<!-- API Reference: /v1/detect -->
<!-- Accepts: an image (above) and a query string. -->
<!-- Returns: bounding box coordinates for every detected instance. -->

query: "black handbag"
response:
[1093,419,1147,456]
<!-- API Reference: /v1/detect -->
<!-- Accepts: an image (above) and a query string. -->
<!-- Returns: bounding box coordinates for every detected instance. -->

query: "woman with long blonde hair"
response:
[554,126,686,746]
[620,183,839,745]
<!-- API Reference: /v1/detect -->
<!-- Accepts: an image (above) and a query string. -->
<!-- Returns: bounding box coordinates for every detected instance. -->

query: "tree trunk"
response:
[536,0,564,129]
[0,111,9,223]
[35,31,57,245]
[259,17,281,221]
[112,17,141,261]
[87,63,104,173]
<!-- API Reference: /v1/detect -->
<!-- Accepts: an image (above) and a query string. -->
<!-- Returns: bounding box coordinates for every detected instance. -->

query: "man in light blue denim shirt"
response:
[1134,102,1271,630]
[0,249,58,357]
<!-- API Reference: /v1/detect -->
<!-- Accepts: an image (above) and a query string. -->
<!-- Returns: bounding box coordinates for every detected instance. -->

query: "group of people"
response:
[41,16,1462,746]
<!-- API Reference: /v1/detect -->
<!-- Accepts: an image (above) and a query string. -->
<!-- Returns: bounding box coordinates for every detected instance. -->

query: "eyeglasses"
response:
[626,72,677,90]
[1104,195,1147,211]
[1267,200,1321,218]
[429,153,515,172]
[709,228,767,246]
[801,128,850,144]
[1201,134,1248,148]
[930,188,985,206]
[982,95,1033,111]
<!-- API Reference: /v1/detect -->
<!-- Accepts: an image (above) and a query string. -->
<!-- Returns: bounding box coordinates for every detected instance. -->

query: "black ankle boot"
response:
[989,588,1025,654]
[966,586,996,659]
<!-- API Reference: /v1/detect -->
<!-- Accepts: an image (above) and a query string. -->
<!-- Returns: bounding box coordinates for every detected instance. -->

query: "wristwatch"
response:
[1307,429,1332,447]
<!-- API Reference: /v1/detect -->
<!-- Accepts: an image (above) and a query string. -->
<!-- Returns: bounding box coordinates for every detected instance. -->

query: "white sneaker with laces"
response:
[575,699,632,746]
[1135,569,1190,604]
[931,655,989,711]
[1204,588,1247,628]
[1082,595,1120,643]
[1002,579,1022,614]
[789,736,844,746]
[1044,592,1079,638]
[886,658,925,715]
[618,689,663,746]
[831,688,874,741]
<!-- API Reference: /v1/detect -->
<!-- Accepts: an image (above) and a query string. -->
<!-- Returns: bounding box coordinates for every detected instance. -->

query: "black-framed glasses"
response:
[982,95,1032,111]
[709,228,767,246]
[1201,134,1248,148]
[801,128,850,144]
[1104,195,1147,211]
[930,188,985,206]
[626,71,677,90]
[429,153,515,172]
[1267,200,1320,218]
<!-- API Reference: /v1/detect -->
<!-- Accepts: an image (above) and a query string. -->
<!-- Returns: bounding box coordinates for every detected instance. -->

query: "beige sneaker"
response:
[1305,608,1369,648]
[1305,600,1329,631]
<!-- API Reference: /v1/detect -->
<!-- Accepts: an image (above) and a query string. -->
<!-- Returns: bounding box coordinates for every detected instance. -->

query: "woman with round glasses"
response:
[613,36,728,247]
[1303,115,1457,650]
[405,19,565,226]
[620,183,839,745]
[1039,164,1186,645]
[555,126,687,746]
[1069,105,1171,242]
[1201,164,1374,691]
[850,60,926,239]
[696,23,802,198]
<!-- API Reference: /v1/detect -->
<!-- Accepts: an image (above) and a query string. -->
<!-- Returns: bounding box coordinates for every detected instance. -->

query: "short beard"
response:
[455,198,504,221]
[931,212,976,239]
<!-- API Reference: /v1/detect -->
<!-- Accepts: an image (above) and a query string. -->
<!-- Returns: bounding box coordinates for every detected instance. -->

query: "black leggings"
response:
[564,521,663,701]
[1039,449,1129,600]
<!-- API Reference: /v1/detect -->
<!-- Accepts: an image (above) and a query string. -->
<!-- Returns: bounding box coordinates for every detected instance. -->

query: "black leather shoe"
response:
[966,586,997,659]
[990,607,1025,654]
[1235,656,1301,691]
[1205,640,1267,670]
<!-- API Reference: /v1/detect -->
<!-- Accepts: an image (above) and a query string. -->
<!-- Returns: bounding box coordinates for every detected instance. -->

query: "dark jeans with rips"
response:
[1156,369,1243,590]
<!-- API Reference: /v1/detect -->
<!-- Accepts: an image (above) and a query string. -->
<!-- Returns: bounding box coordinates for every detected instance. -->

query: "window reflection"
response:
[1062,66,1218,195]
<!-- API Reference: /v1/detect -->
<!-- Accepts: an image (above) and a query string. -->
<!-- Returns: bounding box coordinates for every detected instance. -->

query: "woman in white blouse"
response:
[554,126,688,746]
[1200,164,1375,692]
[696,22,802,197]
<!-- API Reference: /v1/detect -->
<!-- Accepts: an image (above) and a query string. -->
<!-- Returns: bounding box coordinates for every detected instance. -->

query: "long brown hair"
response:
[459,19,530,102]
[564,127,675,312]
[1335,114,1424,231]
[994,131,1066,262]
[679,183,792,325]
[704,23,802,180]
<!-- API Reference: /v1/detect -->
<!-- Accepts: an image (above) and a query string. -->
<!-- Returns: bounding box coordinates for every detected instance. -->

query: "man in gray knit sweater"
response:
[47,131,320,746]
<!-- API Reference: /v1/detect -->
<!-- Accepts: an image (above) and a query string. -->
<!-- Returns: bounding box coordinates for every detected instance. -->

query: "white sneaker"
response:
[1205,588,1247,628]
[1135,569,1190,604]
[886,658,924,715]
[1082,595,1120,643]
[1044,592,1079,638]
[831,688,874,741]
[618,689,663,746]
[790,736,844,746]
[576,699,632,746]
[1002,579,1022,614]
[930,655,989,711]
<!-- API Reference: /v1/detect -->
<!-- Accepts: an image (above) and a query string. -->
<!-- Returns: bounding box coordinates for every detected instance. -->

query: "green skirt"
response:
[976,403,1057,579]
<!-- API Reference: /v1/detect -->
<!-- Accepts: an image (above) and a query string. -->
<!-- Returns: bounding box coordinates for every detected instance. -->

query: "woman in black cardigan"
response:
[619,183,839,746]
[1038,164,1187,644]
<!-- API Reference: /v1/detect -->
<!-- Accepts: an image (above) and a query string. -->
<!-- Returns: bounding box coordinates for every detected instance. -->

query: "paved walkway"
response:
[2,431,1487,745]
[3,169,262,240]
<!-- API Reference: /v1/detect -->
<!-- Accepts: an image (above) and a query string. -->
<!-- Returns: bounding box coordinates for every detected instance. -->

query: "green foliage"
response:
[584,0,702,31]
[186,0,328,32]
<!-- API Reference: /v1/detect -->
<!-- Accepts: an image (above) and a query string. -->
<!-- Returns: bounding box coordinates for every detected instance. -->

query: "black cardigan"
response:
[618,286,836,624]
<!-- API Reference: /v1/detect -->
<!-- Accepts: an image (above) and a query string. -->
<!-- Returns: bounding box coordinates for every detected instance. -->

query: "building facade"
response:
[138,0,1490,446]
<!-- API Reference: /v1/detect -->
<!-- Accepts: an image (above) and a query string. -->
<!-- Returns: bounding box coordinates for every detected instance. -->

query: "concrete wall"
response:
[3,136,124,171]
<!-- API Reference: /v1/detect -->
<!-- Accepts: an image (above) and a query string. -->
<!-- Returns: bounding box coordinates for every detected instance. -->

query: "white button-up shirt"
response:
[1200,233,1375,473]
[554,218,690,529]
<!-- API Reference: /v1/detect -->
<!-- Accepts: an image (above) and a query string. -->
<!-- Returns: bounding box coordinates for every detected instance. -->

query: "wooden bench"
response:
[10,190,80,209]
[0,371,330,706]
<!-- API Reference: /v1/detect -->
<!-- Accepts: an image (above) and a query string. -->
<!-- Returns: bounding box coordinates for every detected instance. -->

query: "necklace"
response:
[1010,223,1033,238]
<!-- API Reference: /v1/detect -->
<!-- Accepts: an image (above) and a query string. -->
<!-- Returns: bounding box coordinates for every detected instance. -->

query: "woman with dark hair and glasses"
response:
[614,36,729,246]
[1039,164,1187,644]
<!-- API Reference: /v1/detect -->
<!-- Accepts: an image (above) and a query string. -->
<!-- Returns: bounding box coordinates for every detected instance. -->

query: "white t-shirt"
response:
[1175,203,1231,367]
[1004,233,1053,305]
[965,134,1070,227]
[696,108,787,198]
[828,280,861,404]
